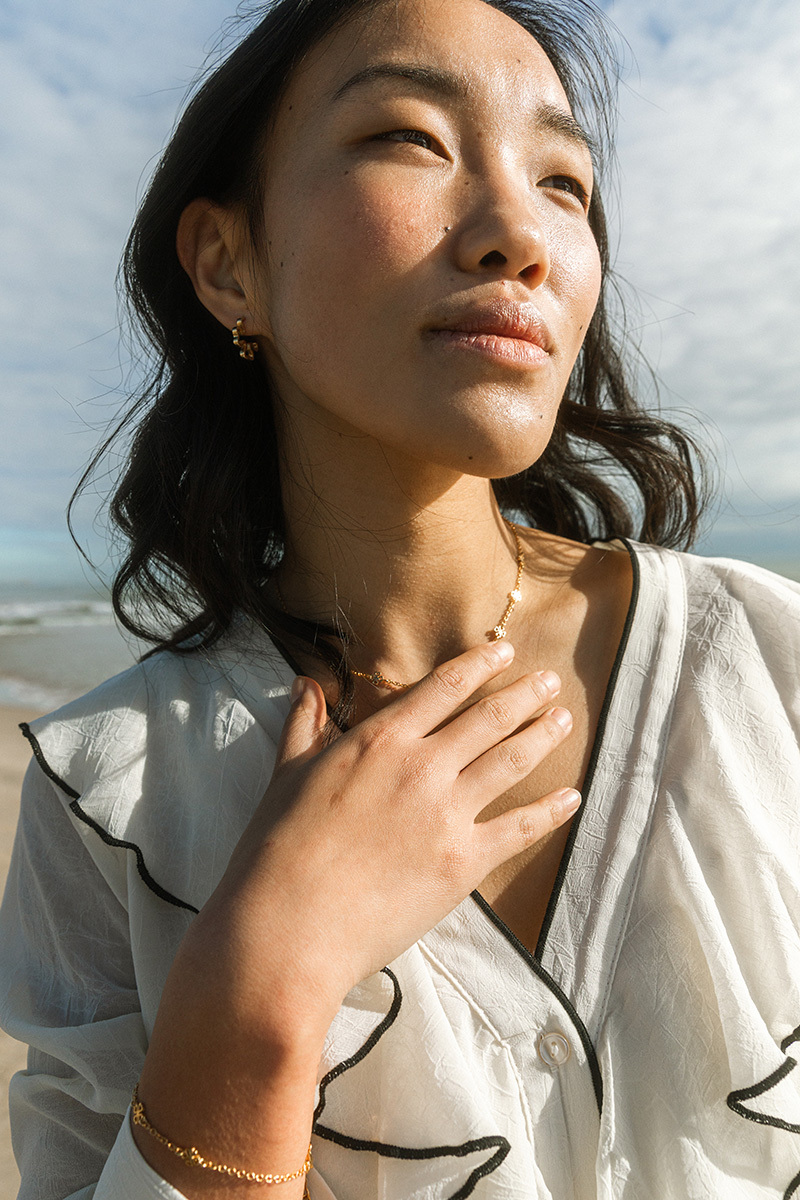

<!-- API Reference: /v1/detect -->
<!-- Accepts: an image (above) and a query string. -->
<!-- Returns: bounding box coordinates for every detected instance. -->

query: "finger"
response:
[381,639,516,738]
[275,677,328,767]
[459,706,574,804]
[477,786,582,872]
[430,670,561,768]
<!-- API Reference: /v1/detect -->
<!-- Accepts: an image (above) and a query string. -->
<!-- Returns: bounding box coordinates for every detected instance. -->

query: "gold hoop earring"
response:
[232,318,259,361]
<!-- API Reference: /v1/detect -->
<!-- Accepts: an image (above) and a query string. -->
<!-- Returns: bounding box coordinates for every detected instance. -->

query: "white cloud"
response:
[0,0,235,538]
[604,0,800,540]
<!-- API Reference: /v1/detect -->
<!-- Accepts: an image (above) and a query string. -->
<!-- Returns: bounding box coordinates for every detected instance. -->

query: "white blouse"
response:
[1,542,799,1200]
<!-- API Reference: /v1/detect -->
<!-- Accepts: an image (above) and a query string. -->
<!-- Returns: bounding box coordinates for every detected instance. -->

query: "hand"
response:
[208,639,578,1024]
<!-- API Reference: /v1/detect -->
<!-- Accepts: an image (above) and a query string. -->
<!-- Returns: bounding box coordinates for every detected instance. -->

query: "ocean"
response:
[0,582,144,711]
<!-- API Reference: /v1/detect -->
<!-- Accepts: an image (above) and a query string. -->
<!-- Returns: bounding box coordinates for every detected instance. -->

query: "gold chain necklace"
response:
[275,517,525,692]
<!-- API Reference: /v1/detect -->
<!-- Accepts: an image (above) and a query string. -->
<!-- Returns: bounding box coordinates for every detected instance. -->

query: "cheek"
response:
[547,219,603,339]
[258,172,450,428]
[266,173,440,333]
[351,185,439,273]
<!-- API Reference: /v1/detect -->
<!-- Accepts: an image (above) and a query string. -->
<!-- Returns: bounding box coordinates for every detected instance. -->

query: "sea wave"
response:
[0,675,78,710]
[0,598,114,635]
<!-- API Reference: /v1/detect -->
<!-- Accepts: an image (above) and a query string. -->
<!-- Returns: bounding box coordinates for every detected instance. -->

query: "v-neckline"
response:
[461,541,689,1041]
[471,538,642,965]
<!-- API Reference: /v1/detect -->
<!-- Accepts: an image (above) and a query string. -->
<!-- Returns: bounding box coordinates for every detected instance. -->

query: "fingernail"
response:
[538,670,560,693]
[291,676,306,703]
[495,640,514,663]
[550,706,573,731]
[557,788,581,814]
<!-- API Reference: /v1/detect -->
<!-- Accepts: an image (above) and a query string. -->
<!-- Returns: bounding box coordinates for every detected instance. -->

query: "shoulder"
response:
[633,540,800,734]
[26,646,249,794]
[670,545,800,613]
[21,629,295,911]
[638,544,800,667]
[627,541,799,630]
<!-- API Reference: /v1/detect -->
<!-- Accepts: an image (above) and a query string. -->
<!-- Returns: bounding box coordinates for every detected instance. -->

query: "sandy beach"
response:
[0,705,43,1198]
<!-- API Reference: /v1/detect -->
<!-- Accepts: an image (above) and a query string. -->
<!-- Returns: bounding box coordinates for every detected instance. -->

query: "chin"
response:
[412,407,557,479]
[414,430,553,480]
[464,450,547,480]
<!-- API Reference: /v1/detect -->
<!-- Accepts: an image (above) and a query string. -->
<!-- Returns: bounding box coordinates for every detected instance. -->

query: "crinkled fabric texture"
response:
[0,544,799,1199]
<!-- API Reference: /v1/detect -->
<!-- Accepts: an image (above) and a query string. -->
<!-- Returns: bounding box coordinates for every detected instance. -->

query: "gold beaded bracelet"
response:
[131,1084,313,1191]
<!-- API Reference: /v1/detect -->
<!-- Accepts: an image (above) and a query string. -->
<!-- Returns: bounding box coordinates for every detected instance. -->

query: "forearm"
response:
[132,907,337,1199]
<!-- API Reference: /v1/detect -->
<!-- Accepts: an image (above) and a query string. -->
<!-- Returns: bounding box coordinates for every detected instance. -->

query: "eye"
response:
[372,129,437,151]
[539,174,590,209]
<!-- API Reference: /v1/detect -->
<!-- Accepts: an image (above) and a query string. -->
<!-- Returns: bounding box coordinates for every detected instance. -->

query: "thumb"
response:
[276,676,328,766]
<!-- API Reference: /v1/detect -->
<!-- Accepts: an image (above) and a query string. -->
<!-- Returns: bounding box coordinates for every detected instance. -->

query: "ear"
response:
[176,198,261,336]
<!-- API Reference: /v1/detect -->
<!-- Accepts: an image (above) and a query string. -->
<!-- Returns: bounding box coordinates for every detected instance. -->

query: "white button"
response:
[538,1032,571,1068]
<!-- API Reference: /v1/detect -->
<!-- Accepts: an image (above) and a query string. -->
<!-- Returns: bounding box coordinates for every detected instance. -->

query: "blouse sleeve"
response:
[0,756,185,1199]
[0,756,335,1200]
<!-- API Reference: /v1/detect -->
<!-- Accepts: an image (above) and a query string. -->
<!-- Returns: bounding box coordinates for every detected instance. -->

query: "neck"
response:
[274,438,525,689]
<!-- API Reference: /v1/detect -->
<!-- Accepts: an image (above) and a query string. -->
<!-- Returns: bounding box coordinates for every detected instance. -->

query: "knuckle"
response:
[432,666,468,696]
[355,718,396,757]
[479,645,503,672]
[437,835,470,883]
[401,749,437,788]
[548,797,567,828]
[480,696,514,730]
[543,709,569,745]
[525,674,550,708]
[502,741,530,775]
[542,722,561,749]
[516,810,541,843]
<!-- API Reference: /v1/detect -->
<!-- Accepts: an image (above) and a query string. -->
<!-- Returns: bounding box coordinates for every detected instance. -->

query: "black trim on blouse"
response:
[463,540,640,1120]
[727,1024,800,1199]
[19,722,199,915]
[471,891,603,1114]
[313,966,511,1198]
[463,541,640,1120]
[727,1024,800,1134]
[785,1167,800,1200]
[533,537,641,961]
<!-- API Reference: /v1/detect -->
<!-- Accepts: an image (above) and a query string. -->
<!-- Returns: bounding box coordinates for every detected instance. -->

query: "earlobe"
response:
[176,198,255,334]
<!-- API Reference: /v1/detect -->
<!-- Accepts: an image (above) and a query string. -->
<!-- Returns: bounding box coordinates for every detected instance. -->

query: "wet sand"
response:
[0,705,43,1198]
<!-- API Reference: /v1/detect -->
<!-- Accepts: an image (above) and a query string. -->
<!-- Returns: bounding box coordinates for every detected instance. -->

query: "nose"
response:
[453,176,550,286]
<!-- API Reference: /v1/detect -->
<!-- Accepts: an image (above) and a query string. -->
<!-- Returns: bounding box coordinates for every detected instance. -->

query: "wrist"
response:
[173,899,343,1050]
[134,1031,320,1197]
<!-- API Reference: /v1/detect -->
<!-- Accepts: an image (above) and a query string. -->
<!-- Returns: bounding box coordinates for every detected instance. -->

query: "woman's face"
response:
[251,0,602,479]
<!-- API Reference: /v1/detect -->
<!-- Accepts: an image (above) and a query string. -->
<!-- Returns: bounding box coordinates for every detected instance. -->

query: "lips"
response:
[424,300,552,365]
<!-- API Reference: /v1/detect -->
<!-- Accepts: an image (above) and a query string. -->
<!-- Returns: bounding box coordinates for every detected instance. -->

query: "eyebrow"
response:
[331,62,596,158]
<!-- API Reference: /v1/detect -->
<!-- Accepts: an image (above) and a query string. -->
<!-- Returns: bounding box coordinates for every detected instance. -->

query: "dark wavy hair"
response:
[72,0,707,728]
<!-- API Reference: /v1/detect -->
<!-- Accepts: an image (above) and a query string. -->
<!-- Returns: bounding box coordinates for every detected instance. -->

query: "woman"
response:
[2,0,799,1196]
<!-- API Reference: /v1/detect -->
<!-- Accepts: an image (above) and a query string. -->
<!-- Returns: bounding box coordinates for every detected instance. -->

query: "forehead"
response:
[281,0,573,120]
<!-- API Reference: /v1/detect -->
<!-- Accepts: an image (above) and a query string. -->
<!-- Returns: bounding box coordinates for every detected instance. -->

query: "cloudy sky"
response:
[1,0,798,585]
